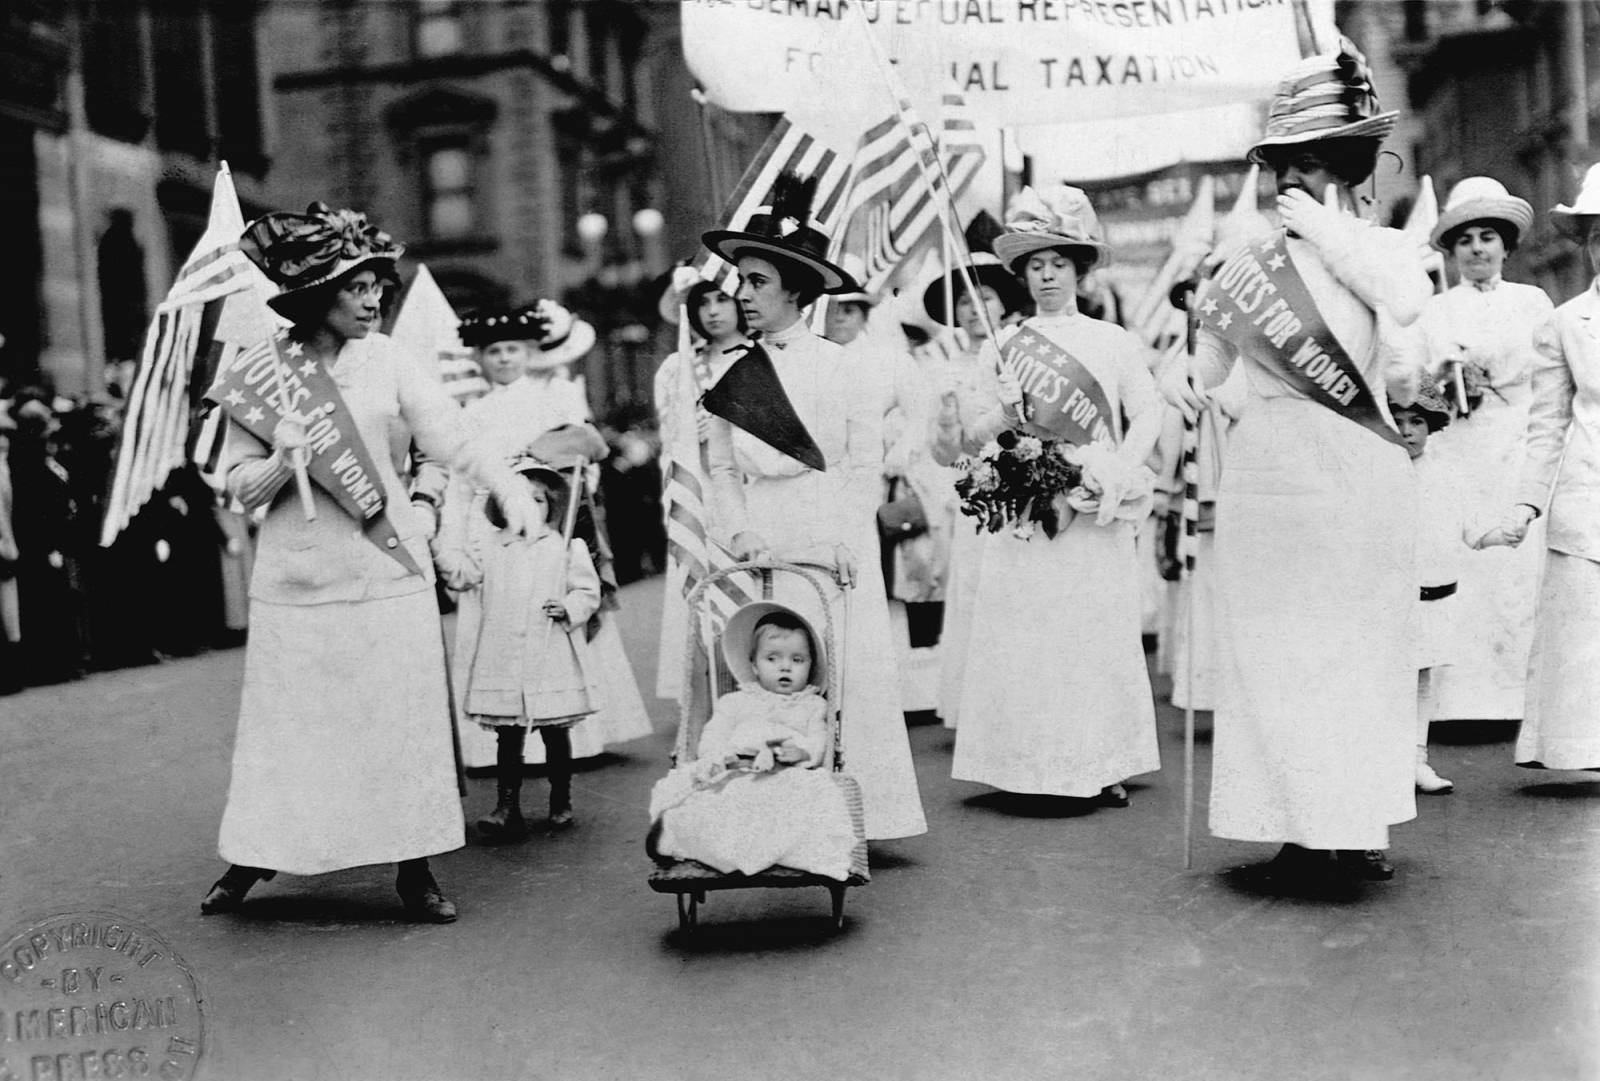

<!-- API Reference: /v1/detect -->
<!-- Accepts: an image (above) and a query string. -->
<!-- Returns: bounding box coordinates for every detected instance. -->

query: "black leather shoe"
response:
[396,864,458,923]
[475,803,528,843]
[200,866,274,915]
[1339,849,1395,881]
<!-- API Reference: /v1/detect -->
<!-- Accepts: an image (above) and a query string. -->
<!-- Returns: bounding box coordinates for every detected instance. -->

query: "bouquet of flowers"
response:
[954,430,1083,540]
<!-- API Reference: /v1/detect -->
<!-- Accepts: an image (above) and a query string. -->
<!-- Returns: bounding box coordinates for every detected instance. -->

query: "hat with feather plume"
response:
[702,171,858,295]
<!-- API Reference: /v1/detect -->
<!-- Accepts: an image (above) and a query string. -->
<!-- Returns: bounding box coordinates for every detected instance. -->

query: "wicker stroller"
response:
[647,560,870,934]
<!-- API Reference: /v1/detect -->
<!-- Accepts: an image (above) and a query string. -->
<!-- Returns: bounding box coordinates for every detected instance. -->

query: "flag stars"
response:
[244,406,264,424]
[285,341,304,358]
[1217,312,1234,330]
[1267,253,1287,271]
[1200,298,1219,315]
[224,389,245,407]
[298,361,317,377]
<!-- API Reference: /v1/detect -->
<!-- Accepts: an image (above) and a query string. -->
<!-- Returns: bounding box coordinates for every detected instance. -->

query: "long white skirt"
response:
[938,519,983,728]
[743,477,927,840]
[218,590,465,874]
[953,518,1160,797]
[1516,551,1600,770]
[1210,397,1416,850]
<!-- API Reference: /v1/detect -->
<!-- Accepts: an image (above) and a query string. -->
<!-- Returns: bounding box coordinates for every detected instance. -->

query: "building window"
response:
[424,145,475,239]
[83,2,150,143]
[152,0,209,156]
[546,0,572,59]
[415,0,462,58]
[212,4,266,174]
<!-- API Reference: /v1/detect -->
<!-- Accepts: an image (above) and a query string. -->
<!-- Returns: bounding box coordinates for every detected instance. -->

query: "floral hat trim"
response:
[993,186,1110,273]
[239,203,403,313]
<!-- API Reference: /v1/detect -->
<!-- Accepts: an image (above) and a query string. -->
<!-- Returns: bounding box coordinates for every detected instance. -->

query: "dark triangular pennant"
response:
[700,343,826,473]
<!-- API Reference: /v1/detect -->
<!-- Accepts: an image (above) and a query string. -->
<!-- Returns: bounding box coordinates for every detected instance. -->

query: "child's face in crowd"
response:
[1394,408,1430,460]
[480,341,530,386]
[752,628,812,695]
[526,479,552,529]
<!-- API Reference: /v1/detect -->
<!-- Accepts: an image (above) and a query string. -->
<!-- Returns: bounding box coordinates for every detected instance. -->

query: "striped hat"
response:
[1249,38,1398,163]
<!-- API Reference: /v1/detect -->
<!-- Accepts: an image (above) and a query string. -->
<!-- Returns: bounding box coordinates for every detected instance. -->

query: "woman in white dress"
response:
[653,279,751,700]
[701,173,926,841]
[202,204,541,922]
[924,252,1026,728]
[1419,178,1555,721]
[434,302,652,827]
[1504,166,1600,772]
[936,186,1164,806]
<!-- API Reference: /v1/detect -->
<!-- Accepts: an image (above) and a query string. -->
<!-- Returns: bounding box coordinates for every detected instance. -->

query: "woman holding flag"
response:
[200,204,540,923]
[700,172,926,842]
[936,185,1164,806]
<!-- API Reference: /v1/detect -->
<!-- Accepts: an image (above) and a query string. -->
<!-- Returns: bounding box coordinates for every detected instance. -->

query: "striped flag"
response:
[691,115,854,295]
[101,163,275,546]
[385,263,486,404]
[833,93,985,296]
[660,334,757,633]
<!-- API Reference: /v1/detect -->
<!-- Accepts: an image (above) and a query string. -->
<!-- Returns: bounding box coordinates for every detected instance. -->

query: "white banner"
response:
[682,0,1333,130]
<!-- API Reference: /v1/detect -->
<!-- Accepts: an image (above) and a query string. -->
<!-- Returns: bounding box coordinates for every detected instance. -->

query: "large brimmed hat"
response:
[1551,162,1600,241]
[240,202,404,317]
[720,600,827,688]
[922,253,1027,325]
[458,299,596,369]
[702,172,859,295]
[1431,177,1535,251]
[993,186,1110,274]
[1248,38,1398,163]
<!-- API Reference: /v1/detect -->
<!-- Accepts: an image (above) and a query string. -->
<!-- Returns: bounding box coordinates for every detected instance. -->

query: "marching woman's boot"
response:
[200,864,276,914]
[543,726,574,830]
[395,858,457,923]
[476,727,528,842]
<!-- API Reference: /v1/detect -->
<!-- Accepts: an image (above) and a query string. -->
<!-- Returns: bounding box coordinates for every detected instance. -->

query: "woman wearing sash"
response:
[652,278,750,700]
[701,173,927,841]
[1418,179,1554,723]
[937,186,1164,805]
[1504,165,1600,772]
[924,249,1026,728]
[201,204,540,921]
[1163,42,1430,890]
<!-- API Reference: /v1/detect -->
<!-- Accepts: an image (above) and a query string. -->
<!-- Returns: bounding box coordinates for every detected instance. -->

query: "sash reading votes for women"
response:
[1001,325,1117,448]
[205,330,422,575]
[1194,230,1404,448]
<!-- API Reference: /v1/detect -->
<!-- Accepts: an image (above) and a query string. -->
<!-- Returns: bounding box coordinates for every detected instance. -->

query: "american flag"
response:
[101,163,273,546]
[692,115,854,296]
[832,93,985,295]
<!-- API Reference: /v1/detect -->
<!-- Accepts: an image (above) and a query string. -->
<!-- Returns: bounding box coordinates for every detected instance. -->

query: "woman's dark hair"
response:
[733,247,824,309]
[1260,137,1382,187]
[685,280,747,341]
[1013,245,1095,284]
[749,611,817,669]
[1441,218,1519,255]
[484,471,565,530]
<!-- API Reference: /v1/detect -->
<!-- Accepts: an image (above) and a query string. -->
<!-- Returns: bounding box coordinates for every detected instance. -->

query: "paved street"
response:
[3,577,1598,1081]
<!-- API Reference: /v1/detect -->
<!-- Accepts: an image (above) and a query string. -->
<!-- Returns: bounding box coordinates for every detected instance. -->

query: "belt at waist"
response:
[1420,582,1457,602]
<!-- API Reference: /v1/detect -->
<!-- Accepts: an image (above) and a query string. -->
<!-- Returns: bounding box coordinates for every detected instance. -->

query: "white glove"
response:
[271,412,310,467]
[996,367,1024,408]
[1159,358,1210,423]
[1276,187,1346,249]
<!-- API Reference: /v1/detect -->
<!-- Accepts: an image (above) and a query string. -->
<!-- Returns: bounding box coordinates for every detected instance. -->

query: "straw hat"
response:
[992,185,1110,274]
[1248,38,1397,163]
[720,600,827,688]
[1430,177,1535,252]
[239,203,404,317]
[458,299,596,369]
[1551,162,1600,242]
[702,172,859,295]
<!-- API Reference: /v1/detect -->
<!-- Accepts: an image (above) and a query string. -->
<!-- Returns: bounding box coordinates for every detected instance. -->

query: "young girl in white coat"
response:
[458,463,602,840]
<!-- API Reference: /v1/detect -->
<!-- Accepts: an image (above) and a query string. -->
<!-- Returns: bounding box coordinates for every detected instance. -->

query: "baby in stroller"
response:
[649,601,858,881]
